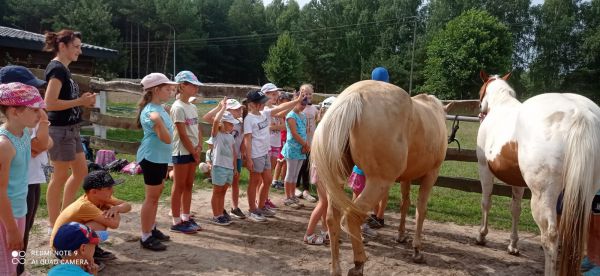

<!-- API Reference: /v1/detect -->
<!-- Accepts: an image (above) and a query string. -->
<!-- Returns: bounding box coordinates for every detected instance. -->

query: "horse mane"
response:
[487,77,517,100]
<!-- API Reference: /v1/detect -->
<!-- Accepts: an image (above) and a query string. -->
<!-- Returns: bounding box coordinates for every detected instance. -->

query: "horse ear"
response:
[480,70,489,82]
[501,71,512,80]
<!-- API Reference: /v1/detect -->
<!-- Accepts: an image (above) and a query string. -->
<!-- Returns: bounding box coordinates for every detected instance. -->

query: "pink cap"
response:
[0,82,46,109]
[141,73,178,90]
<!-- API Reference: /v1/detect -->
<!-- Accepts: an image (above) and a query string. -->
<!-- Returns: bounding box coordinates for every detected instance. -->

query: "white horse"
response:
[476,71,600,275]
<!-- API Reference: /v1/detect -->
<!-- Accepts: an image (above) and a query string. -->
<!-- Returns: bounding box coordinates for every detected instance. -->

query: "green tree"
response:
[263,32,304,88]
[423,9,512,99]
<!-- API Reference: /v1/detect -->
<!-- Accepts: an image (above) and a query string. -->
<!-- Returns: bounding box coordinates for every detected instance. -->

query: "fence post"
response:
[94,91,107,139]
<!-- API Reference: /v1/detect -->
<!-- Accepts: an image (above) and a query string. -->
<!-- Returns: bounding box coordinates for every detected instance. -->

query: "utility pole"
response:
[409,16,417,96]
[166,24,176,79]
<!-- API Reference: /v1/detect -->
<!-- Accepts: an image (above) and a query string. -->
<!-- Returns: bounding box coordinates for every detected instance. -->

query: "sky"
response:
[263,0,546,8]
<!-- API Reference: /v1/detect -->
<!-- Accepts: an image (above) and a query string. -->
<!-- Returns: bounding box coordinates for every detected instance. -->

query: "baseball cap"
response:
[83,170,123,191]
[0,82,46,109]
[225,99,242,110]
[175,70,203,86]
[141,73,178,90]
[0,66,46,87]
[189,96,200,104]
[371,67,390,83]
[221,112,240,125]
[53,222,100,253]
[321,96,336,108]
[246,90,269,104]
[260,83,281,94]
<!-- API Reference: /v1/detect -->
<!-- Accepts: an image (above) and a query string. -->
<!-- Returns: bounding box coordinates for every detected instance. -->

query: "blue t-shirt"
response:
[0,128,30,218]
[48,263,92,276]
[136,103,174,164]
[281,111,307,160]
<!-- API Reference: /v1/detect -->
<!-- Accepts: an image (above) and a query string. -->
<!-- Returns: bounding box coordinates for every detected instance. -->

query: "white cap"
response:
[226,99,242,110]
[261,83,281,94]
[221,112,240,124]
[141,73,178,90]
[321,96,336,108]
[198,162,210,173]
[189,96,199,104]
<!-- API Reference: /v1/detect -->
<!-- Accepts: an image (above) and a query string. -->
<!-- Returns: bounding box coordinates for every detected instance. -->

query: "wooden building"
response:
[0,26,118,75]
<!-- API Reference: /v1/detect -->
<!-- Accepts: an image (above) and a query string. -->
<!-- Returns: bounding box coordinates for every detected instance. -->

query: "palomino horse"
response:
[311,80,447,276]
[476,71,600,275]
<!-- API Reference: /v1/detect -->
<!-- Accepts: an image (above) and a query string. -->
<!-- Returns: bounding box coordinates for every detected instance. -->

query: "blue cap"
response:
[175,70,203,86]
[0,66,46,87]
[53,222,100,253]
[371,67,390,83]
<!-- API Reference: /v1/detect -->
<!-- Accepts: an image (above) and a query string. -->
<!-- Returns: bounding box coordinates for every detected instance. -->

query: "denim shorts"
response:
[212,165,233,186]
[250,155,271,173]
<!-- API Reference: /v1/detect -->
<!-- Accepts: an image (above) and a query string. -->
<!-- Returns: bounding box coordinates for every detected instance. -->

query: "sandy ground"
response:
[25,188,544,276]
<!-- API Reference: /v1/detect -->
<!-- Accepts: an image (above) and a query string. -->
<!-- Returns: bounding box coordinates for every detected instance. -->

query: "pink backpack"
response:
[121,162,142,175]
[95,150,116,167]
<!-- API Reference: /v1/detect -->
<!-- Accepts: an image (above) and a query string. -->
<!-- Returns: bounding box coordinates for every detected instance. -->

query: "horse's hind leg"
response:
[347,178,392,276]
[529,190,559,276]
[476,162,494,245]
[396,181,411,243]
[508,186,525,255]
[412,171,437,263]
[327,196,343,276]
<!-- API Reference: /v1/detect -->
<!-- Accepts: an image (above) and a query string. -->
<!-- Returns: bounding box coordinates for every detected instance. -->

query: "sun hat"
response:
[260,83,281,94]
[53,222,100,253]
[0,82,46,108]
[221,112,240,125]
[141,73,178,90]
[0,66,46,87]
[225,99,242,110]
[175,71,203,86]
[246,90,269,104]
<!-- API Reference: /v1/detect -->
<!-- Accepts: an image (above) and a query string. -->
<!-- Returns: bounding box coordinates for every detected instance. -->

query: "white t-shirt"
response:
[29,125,48,184]
[303,105,318,144]
[212,132,235,170]
[231,120,244,159]
[243,109,272,159]
[170,99,199,156]
[265,106,283,148]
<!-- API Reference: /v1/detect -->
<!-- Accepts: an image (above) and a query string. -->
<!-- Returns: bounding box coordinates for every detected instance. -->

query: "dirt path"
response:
[26,189,544,275]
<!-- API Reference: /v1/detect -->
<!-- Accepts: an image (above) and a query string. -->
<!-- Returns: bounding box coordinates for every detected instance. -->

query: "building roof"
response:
[0,26,118,59]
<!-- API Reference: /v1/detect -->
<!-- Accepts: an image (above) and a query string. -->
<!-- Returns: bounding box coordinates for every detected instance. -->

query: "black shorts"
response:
[139,159,168,186]
[172,154,195,164]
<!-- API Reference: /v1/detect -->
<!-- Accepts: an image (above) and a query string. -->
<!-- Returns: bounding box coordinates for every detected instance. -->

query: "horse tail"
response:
[311,91,365,220]
[558,111,600,275]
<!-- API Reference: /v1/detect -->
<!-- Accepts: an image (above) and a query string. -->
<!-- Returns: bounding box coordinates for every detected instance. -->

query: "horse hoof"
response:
[395,235,408,244]
[507,246,520,256]
[412,252,425,264]
[475,236,486,246]
[347,267,363,276]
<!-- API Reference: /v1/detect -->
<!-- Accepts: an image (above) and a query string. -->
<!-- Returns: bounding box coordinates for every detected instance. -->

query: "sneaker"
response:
[582,256,596,272]
[361,223,378,238]
[295,188,303,198]
[151,227,170,242]
[303,190,317,203]
[367,215,383,229]
[292,196,301,204]
[248,210,267,223]
[140,236,167,251]
[265,198,278,209]
[186,219,203,231]
[211,215,232,226]
[275,181,285,189]
[260,207,276,217]
[222,210,232,221]
[94,246,117,261]
[230,207,246,219]
[284,198,302,209]
[170,222,197,234]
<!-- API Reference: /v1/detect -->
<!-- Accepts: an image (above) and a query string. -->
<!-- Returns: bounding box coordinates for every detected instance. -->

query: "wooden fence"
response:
[81,78,530,200]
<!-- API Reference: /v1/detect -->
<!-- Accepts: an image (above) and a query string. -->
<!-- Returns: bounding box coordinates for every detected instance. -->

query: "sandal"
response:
[304,233,325,245]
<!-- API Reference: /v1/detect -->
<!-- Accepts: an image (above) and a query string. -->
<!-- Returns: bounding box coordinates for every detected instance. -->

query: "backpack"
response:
[95,149,116,167]
[120,162,142,175]
[104,159,129,172]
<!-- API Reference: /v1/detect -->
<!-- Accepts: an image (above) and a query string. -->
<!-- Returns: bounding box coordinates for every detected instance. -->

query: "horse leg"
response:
[508,186,525,255]
[412,172,437,263]
[530,192,559,276]
[476,162,494,246]
[395,181,411,243]
[347,178,391,276]
[327,196,343,276]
